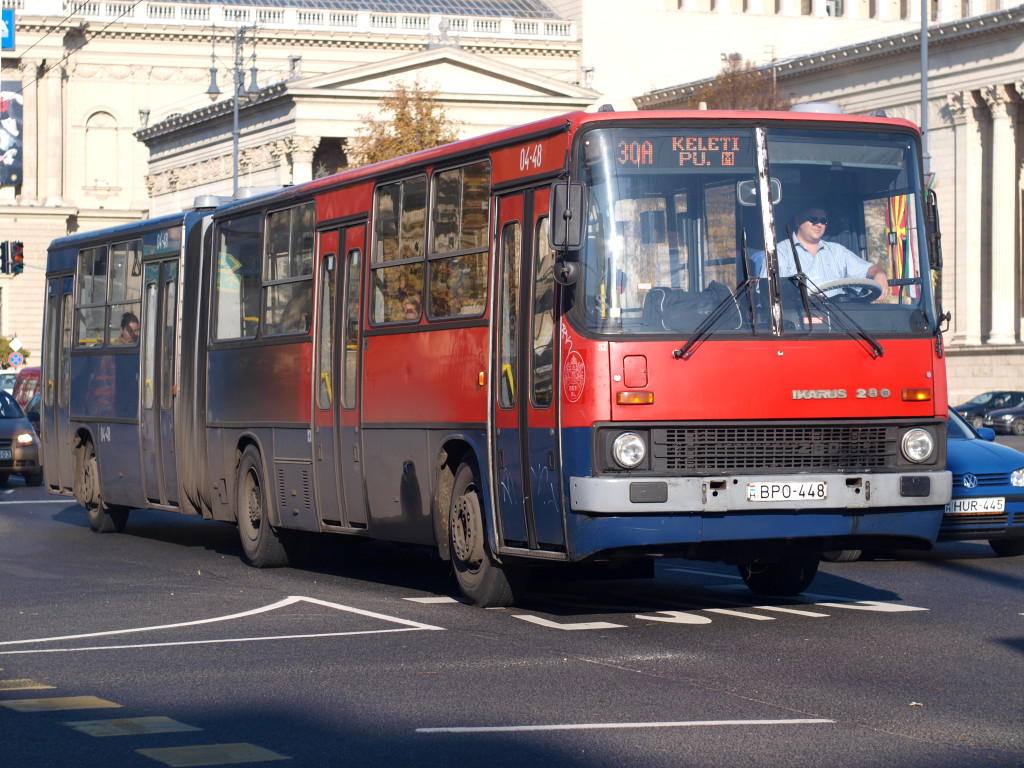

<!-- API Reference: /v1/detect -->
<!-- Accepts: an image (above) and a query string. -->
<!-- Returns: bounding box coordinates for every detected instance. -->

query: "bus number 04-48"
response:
[519,144,543,172]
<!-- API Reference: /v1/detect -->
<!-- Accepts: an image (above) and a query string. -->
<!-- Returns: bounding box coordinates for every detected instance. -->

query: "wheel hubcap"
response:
[451,493,484,566]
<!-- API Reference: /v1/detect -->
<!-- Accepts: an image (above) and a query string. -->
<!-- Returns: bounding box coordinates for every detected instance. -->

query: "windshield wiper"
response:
[786,227,814,326]
[791,273,886,359]
[673,283,757,361]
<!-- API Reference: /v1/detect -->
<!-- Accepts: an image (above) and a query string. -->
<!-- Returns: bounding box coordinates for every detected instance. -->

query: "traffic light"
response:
[10,241,23,275]
[0,242,7,274]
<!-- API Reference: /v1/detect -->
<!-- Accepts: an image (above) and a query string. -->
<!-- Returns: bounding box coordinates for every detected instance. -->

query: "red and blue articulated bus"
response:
[42,107,951,606]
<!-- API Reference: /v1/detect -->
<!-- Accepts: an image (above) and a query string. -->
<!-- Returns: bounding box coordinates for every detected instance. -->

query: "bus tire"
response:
[449,462,523,607]
[739,554,819,596]
[81,444,129,533]
[236,445,289,568]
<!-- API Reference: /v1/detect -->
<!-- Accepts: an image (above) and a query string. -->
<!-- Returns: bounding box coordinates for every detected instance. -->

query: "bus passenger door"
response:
[493,189,565,553]
[42,276,75,492]
[139,259,179,506]
[313,226,367,529]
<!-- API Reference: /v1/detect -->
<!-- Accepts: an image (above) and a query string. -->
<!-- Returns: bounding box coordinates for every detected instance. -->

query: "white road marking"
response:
[0,499,76,504]
[513,615,626,630]
[704,608,776,621]
[417,718,835,733]
[0,628,432,655]
[404,596,461,604]
[753,605,830,617]
[635,611,713,625]
[0,595,443,655]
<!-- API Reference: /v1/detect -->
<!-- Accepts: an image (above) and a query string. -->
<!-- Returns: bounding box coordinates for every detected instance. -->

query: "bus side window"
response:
[264,202,315,335]
[213,213,263,341]
[75,245,108,347]
[370,176,426,325]
[429,160,490,319]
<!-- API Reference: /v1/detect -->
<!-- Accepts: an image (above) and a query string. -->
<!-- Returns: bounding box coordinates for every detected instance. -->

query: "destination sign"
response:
[599,130,755,173]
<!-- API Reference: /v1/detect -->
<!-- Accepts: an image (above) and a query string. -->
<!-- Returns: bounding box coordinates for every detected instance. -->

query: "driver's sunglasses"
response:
[806,216,828,225]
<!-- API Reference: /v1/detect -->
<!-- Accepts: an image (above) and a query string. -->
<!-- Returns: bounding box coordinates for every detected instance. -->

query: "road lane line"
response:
[417,718,835,733]
[136,743,289,766]
[1,696,121,712]
[0,595,443,650]
[0,626,429,656]
[65,716,202,737]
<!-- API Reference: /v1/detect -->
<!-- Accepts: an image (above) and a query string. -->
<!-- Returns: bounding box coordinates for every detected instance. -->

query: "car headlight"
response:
[1001,413,1015,422]
[612,432,646,469]
[16,432,35,446]
[901,428,935,463]
[1011,469,1024,488]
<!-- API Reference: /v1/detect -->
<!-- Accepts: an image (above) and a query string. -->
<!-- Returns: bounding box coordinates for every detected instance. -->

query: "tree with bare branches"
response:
[679,57,792,112]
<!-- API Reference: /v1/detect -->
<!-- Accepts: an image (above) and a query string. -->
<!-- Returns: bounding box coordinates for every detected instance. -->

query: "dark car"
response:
[954,390,1024,429]
[824,408,1024,560]
[982,405,1024,436]
[0,389,42,487]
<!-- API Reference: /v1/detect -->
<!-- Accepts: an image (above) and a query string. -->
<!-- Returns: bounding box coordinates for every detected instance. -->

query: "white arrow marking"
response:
[513,615,626,631]
[0,595,443,654]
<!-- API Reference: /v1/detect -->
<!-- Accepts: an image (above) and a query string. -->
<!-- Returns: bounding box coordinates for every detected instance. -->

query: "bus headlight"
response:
[901,428,935,463]
[612,432,646,469]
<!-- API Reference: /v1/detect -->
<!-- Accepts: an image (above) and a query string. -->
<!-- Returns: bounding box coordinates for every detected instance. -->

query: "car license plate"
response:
[747,481,827,502]
[944,497,1006,515]
[0,449,10,460]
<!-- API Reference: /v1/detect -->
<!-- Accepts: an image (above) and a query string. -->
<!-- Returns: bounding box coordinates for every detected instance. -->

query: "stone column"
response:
[287,136,320,186]
[944,91,985,346]
[981,84,1018,344]
[42,64,65,207]
[16,59,39,205]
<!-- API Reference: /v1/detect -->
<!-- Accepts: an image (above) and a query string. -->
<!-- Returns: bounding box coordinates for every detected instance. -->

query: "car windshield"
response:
[965,392,1002,405]
[570,125,937,338]
[0,390,24,418]
[947,409,977,440]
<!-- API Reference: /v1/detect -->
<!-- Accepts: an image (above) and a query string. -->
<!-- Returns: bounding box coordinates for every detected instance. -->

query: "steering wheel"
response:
[815,277,882,303]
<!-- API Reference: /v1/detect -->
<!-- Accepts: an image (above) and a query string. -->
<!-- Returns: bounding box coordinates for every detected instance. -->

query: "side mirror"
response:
[927,188,942,270]
[549,180,586,250]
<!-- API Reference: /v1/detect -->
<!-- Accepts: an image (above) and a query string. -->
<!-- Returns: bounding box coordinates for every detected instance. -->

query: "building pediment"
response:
[289,46,595,104]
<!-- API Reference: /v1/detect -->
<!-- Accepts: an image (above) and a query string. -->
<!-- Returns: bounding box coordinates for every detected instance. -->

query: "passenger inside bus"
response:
[110,312,140,345]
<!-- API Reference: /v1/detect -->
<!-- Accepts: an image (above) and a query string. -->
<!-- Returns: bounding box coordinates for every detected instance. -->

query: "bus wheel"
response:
[738,554,819,596]
[81,444,129,533]
[236,445,289,568]
[449,463,522,607]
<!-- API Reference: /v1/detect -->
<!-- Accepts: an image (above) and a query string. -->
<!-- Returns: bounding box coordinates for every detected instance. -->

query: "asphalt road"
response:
[1,477,1022,768]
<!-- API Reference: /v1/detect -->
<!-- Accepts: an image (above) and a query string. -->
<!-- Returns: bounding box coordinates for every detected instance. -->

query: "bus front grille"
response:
[651,424,894,473]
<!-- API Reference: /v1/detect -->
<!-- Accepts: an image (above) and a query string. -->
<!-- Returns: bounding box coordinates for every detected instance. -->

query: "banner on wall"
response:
[0,81,23,186]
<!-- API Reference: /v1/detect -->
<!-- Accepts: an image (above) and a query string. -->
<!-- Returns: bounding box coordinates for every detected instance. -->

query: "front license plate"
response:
[0,449,10,460]
[945,497,1006,515]
[747,481,827,502]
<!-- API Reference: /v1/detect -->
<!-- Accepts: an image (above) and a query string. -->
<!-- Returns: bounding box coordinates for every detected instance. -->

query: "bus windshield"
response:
[571,125,936,338]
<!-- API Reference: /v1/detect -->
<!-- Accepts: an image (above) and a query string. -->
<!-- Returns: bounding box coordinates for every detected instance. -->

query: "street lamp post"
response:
[206,25,261,197]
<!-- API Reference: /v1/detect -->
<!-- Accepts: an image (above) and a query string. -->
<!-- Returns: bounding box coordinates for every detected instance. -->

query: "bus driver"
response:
[763,203,890,301]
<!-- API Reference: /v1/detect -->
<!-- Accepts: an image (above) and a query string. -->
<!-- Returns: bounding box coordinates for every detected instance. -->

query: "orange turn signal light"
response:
[616,391,654,405]
[901,388,932,401]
